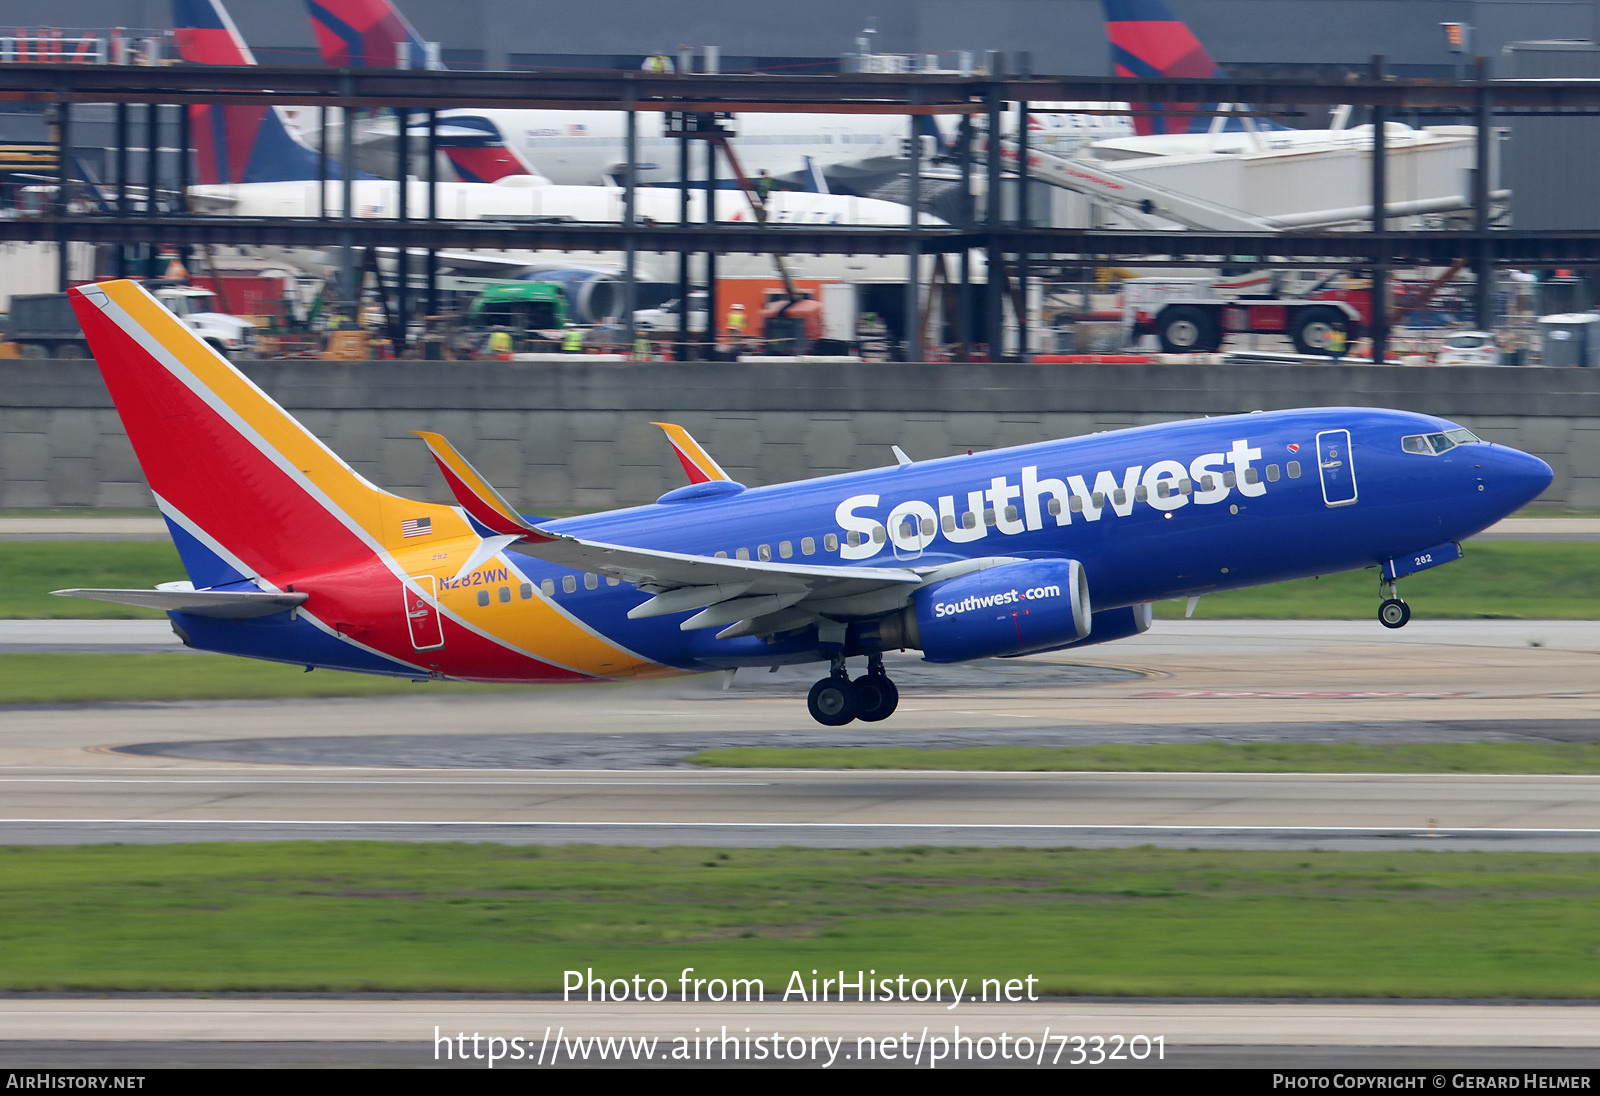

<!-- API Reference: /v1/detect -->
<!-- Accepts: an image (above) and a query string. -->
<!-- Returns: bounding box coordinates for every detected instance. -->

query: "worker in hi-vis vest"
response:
[487,326,513,361]
[562,324,584,353]
[1325,324,1347,363]
[726,302,747,341]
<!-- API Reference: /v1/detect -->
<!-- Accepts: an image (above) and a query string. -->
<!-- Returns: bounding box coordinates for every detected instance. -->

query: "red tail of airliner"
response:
[172,0,333,183]
[1100,0,1260,138]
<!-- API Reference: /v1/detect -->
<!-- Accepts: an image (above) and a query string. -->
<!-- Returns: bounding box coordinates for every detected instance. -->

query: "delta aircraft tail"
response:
[1100,0,1283,137]
[307,0,430,68]
[302,0,552,183]
[171,0,335,184]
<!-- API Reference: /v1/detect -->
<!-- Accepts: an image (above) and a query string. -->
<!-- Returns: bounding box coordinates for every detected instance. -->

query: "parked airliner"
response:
[174,0,940,313]
[56,282,1551,724]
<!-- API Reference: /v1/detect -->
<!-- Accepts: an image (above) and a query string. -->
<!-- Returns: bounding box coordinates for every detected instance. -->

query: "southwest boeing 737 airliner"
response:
[56,282,1551,724]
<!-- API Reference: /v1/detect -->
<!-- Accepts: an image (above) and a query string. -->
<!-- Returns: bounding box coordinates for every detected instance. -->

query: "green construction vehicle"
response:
[458,282,571,356]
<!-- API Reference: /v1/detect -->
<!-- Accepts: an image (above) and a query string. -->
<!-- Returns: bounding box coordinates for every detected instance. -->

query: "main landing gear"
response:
[806,653,900,726]
[1378,578,1411,629]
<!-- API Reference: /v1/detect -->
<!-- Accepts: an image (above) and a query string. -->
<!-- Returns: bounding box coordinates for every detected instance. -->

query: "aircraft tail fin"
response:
[416,116,541,183]
[172,0,338,184]
[1100,0,1283,137]
[70,280,459,588]
[799,156,830,195]
[305,0,432,68]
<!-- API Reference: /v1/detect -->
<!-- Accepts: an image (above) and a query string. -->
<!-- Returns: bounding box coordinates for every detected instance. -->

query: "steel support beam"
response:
[1473,56,1495,331]
[1370,56,1389,367]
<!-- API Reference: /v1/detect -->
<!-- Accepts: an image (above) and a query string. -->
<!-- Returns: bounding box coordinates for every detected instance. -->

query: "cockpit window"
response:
[1402,428,1481,455]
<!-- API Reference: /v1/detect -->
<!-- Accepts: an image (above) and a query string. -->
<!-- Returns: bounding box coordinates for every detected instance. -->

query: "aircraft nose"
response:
[1484,444,1553,512]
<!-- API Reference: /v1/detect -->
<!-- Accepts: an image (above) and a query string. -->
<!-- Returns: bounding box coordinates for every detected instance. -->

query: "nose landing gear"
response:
[806,653,901,725]
[1378,578,1411,629]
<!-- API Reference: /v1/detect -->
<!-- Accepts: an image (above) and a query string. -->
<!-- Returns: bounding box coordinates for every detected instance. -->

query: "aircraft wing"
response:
[416,430,964,638]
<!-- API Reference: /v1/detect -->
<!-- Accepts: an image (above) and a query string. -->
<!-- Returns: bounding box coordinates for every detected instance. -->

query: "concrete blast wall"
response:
[2,358,1597,511]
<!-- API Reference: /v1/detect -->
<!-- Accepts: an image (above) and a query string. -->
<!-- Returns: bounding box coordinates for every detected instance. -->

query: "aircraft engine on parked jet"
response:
[518,269,624,324]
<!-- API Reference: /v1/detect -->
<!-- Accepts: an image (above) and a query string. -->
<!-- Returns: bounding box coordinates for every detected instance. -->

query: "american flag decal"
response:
[401,517,433,538]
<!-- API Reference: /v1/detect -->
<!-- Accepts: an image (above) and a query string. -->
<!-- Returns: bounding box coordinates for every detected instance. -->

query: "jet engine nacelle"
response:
[1000,602,1153,657]
[910,559,1091,663]
[517,269,624,324]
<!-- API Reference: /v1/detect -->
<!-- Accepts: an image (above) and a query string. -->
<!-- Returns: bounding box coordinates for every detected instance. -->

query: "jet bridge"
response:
[979,135,1278,233]
[980,136,1487,235]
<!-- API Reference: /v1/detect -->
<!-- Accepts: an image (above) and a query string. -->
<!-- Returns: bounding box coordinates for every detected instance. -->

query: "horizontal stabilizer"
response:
[51,587,307,619]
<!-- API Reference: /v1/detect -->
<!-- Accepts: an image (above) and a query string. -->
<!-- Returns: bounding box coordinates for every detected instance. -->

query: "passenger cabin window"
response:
[1244,468,1260,485]
[984,509,997,526]
[963,512,979,528]
[1091,492,1105,508]
[607,577,619,586]
[825,534,839,552]
[714,550,728,559]
[779,541,793,559]
[921,517,935,536]
[1069,496,1084,513]
[1178,479,1192,494]
[871,527,886,544]
[1004,505,1019,523]
[584,573,598,590]
[1047,498,1062,515]
[846,532,860,548]
[498,586,511,603]
[541,579,555,596]
[801,537,815,555]
[477,591,490,607]
[1287,461,1302,478]
[736,548,750,560]
[562,575,577,594]
[942,514,956,533]
[1266,465,1280,482]
[520,583,533,600]
[1223,471,1237,488]
[757,544,772,561]
[1134,486,1148,502]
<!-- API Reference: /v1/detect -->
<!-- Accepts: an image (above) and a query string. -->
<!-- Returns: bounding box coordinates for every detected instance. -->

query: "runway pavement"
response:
[0,619,1595,851]
[2,618,1597,1067]
[3,998,1598,1069]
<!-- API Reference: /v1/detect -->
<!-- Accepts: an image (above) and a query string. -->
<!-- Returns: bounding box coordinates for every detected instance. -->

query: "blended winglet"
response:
[413,431,552,540]
[651,422,731,484]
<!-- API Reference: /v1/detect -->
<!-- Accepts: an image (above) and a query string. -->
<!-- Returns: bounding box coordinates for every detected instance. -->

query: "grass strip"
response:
[689,742,1600,774]
[5,540,1599,621]
[0,653,543,703]
[0,843,1597,997]
[0,541,184,618]
[1153,541,1600,620]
